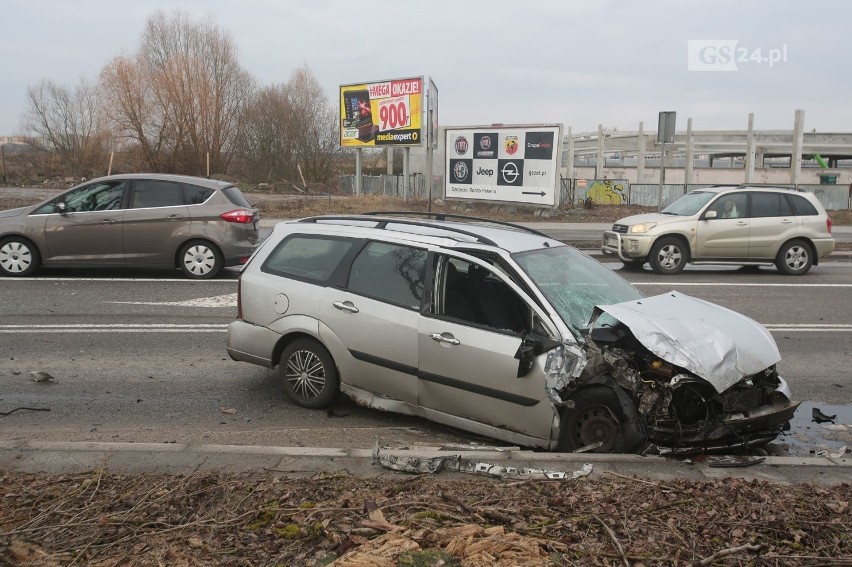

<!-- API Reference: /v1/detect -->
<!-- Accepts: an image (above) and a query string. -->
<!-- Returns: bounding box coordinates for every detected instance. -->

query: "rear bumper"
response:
[226,320,279,368]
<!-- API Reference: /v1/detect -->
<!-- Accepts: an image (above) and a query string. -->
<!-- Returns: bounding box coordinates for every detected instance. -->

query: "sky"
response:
[2,0,851,137]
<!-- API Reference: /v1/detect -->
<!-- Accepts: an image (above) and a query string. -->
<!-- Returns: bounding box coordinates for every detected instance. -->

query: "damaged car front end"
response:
[516,249,798,455]
[553,292,798,455]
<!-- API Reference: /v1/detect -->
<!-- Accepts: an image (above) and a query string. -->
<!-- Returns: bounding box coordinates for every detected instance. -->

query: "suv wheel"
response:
[649,237,689,274]
[558,386,640,453]
[0,237,40,277]
[775,239,813,275]
[179,240,222,279]
[279,338,339,409]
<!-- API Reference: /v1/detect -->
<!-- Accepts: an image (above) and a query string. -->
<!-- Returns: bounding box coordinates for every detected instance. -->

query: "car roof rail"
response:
[362,211,552,238]
[296,214,501,246]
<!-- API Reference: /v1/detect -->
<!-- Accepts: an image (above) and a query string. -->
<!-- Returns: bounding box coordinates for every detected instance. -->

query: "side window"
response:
[438,256,529,334]
[183,184,214,205]
[33,181,126,213]
[348,242,427,309]
[710,193,747,219]
[750,192,793,217]
[787,194,819,216]
[262,235,354,283]
[130,180,183,208]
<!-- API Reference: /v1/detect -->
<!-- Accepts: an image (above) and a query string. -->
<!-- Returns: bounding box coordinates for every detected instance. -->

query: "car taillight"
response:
[827,217,832,234]
[220,209,254,224]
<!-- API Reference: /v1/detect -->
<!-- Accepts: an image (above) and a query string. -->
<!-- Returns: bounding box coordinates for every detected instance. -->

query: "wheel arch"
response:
[775,237,819,266]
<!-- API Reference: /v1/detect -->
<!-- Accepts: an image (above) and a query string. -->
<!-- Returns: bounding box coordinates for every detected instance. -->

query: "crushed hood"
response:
[593,291,780,393]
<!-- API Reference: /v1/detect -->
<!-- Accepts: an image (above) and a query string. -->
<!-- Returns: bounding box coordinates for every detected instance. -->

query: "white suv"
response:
[227,213,798,454]
[601,186,835,275]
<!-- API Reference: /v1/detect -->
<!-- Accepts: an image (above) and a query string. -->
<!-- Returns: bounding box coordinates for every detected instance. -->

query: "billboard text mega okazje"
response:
[340,77,423,147]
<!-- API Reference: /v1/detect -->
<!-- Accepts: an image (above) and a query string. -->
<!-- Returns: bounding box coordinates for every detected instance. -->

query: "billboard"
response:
[444,124,563,206]
[339,76,424,147]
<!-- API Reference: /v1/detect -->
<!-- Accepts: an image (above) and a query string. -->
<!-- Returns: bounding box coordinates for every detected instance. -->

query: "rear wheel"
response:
[0,237,40,277]
[558,386,640,453]
[179,240,222,279]
[775,239,813,275]
[649,236,689,274]
[279,338,339,409]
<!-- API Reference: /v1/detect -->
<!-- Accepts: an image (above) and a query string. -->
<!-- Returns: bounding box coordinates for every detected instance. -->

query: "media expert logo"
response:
[687,40,788,72]
[474,133,497,158]
[454,136,469,155]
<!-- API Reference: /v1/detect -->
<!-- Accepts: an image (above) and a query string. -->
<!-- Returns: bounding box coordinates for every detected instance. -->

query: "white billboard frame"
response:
[444,123,563,207]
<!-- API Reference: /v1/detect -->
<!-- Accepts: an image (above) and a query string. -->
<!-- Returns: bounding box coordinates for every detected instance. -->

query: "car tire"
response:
[279,338,340,409]
[178,240,223,279]
[0,237,40,277]
[649,236,689,274]
[557,386,641,453]
[775,239,813,276]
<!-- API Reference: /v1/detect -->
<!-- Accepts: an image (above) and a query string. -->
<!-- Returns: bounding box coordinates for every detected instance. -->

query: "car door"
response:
[695,193,749,258]
[747,191,797,259]
[42,180,127,265]
[122,179,190,266]
[318,240,426,404]
[417,253,556,442]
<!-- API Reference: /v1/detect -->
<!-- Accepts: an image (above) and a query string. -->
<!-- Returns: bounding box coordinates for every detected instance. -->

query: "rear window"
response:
[750,192,793,217]
[131,180,183,208]
[787,194,819,216]
[221,186,253,208]
[183,184,215,205]
[262,235,354,283]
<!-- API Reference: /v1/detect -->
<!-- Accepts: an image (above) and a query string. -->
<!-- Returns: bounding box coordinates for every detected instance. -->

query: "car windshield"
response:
[661,191,717,215]
[513,245,643,336]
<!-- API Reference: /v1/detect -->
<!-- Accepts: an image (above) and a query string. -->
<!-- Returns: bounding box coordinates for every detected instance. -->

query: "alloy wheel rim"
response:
[785,246,808,270]
[659,245,681,269]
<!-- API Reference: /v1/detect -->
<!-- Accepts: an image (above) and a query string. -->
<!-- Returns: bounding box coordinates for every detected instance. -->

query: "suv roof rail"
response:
[296,213,553,247]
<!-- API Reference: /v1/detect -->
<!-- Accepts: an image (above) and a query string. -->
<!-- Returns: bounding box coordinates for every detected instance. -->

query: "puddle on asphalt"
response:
[769,401,852,457]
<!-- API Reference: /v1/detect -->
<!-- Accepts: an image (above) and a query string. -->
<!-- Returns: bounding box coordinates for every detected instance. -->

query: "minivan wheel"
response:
[279,338,340,409]
[558,386,637,453]
[649,237,689,274]
[0,237,40,277]
[179,240,222,279]
[775,239,813,275]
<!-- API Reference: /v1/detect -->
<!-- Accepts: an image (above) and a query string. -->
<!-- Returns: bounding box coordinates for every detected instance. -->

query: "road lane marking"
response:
[109,294,237,307]
[632,282,852,287]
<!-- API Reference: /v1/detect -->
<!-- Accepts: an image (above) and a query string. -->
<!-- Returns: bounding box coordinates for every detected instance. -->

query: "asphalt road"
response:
[1,247,850,457]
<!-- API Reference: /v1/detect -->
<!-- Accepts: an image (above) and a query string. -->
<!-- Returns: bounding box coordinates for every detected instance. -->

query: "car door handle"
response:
[333,301,359,313]
[166,214,184,220]
[736,221,747,226]
[430,333,460,346]
[780,218,793,224]
[99,219,117,225]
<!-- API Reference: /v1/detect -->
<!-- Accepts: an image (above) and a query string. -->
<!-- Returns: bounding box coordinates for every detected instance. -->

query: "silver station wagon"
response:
[0,173,260,279]
[227,213,799,454]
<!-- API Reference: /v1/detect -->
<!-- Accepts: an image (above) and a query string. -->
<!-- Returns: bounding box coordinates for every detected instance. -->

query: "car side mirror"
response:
[704,210,717,220]
[514,333,562,378]
[56,202,67,214]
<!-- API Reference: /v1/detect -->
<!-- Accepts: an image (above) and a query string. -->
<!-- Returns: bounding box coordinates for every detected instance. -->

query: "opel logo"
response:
[501,162,519,184]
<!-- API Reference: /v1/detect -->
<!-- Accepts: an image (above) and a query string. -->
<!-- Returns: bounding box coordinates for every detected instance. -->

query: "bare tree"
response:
[236,64,341,185]
[22,77,108,173]
[100,9,253,175]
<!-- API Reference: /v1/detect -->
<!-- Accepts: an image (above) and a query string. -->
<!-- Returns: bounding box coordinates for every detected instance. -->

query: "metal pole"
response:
[0,144,6,185]
[355,148,362,196]
[658,142,666,211]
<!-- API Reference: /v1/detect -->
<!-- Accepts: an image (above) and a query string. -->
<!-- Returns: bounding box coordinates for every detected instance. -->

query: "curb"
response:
[1,441,849,485]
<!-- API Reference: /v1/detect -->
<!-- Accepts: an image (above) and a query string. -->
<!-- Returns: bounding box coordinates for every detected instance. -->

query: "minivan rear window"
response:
[221,186,254,208]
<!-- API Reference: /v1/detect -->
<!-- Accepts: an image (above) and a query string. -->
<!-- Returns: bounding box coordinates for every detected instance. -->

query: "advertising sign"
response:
[339,76,424,147]
[445,124,562,206]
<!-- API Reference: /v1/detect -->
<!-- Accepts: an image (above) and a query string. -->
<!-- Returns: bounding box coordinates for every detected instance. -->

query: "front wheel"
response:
[775,239,813,275]
[279,338,340,409]
[179,240,223,279]
[558,386,642,453]
[0,237,40,277]
[649,237,689,274]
